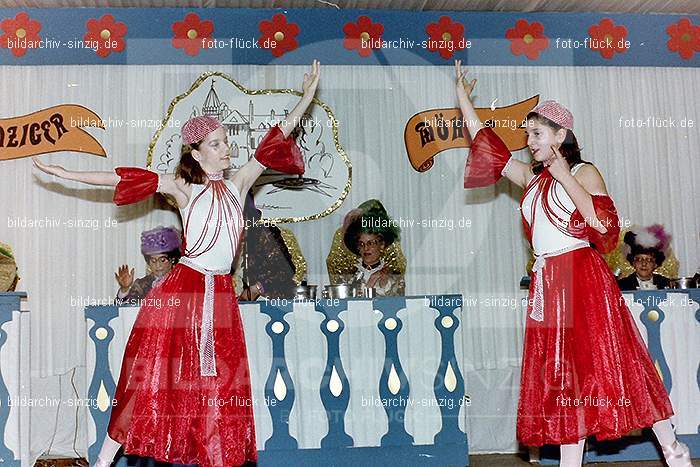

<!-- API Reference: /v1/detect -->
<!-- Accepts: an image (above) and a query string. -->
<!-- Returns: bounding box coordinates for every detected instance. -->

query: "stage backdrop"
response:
[0,6,698,465]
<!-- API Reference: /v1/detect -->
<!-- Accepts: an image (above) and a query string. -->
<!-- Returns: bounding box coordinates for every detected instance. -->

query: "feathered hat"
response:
[622,224,671,266]
[342,199,400,256]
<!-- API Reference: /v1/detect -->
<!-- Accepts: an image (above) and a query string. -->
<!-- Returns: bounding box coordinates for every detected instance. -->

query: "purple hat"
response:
[181,116,222,145]
[530,100,574,130]
[141,226,181,256]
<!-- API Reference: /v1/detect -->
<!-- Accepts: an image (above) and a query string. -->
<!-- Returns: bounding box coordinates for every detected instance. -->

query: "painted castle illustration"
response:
[199,80,290,166]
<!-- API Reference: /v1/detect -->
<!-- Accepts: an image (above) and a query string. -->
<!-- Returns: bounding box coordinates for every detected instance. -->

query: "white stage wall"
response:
[0,64,698,460]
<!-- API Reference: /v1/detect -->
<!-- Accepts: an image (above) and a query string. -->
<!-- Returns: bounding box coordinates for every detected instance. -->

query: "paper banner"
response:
[404,95,540,172]
[0,104,106,161]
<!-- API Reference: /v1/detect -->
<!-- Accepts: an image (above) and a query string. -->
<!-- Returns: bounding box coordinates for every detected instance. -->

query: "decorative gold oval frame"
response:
[146,71,351,224]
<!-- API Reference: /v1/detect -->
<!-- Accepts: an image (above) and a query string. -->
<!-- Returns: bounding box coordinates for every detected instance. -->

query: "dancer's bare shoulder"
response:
[574,163,608,196]
[504,159,535,188]
[158,173,192,207]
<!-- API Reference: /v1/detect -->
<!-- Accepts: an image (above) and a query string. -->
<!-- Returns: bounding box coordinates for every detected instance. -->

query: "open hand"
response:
[455,59,477,101]
[32,157,68,179]
[115,264,135,292]
[302,59,320,98]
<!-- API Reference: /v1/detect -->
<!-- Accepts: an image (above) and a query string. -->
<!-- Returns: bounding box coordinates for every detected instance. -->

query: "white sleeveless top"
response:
[521,163,589,256]
[178,179,244,271]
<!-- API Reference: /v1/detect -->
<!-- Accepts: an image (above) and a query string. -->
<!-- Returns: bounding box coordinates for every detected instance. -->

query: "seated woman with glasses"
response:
[617,225,672,290]
[114,226,182,305]
[329,199,405,297]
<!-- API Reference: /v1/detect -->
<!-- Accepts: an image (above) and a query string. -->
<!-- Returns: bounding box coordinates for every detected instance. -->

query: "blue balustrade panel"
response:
[86,295,469,466]
[0,292,25,467]
[540,289,700,464]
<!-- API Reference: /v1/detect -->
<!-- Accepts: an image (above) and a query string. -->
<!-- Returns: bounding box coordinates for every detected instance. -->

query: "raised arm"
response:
[456,61,533,189]
[33,157,119,186]
[280,59,320,138]
[454,59,482,140]
[233,60,320,198]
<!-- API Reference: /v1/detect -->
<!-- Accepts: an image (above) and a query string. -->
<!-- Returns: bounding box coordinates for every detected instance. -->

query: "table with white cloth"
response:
[85,295,469,466]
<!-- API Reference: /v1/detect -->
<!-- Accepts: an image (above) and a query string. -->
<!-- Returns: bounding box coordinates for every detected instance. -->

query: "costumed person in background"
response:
[456,60,690,467]
[245,224,298,299]
[341,199,405,296]
[235,192,299,301]
[617,225,672,290]
[114,226,181,305]
[33,60,320,467]
[234,192,264,300]
[0,243,19,292]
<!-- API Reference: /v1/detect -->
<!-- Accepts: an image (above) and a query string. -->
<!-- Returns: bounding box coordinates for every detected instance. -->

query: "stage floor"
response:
[31,455,699,466]
[471,454,699,466]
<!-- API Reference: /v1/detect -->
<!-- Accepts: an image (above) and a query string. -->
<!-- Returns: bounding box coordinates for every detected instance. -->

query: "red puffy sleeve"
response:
[254,125,304,175]
[113,167,159,206]
[464,127,513,188]
[567,194,620,254]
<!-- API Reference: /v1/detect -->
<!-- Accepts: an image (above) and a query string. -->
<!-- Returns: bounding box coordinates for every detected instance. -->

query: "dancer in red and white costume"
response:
[33,60,320,467]
[454,61,691,467]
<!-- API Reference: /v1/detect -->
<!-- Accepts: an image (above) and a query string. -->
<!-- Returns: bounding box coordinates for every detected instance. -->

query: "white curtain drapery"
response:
[0,63,698,460]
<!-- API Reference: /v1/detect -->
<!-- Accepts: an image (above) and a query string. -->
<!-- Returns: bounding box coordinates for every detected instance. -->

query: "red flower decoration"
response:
[505,19,549,60]
[0,12,42,57]
[587,18,628,59]
[258,13,300,57]
[343,16,384,57]
[425,16,466,59]
[84,14,127,58]
[666,18,700,60]
[172,13,214,57]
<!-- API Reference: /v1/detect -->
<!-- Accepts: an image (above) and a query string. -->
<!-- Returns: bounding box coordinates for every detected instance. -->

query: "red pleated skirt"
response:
[108,263,257,466]
[517,246,674,446]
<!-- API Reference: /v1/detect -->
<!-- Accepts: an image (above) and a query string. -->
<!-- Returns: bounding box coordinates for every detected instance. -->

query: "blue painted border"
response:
[85,305,119,464]
[377,297,413,447]
[258,443,468,466]
[259,301,298,451]
[0,292,24,467]
[315,299,353,449]
[0,9,697,66]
